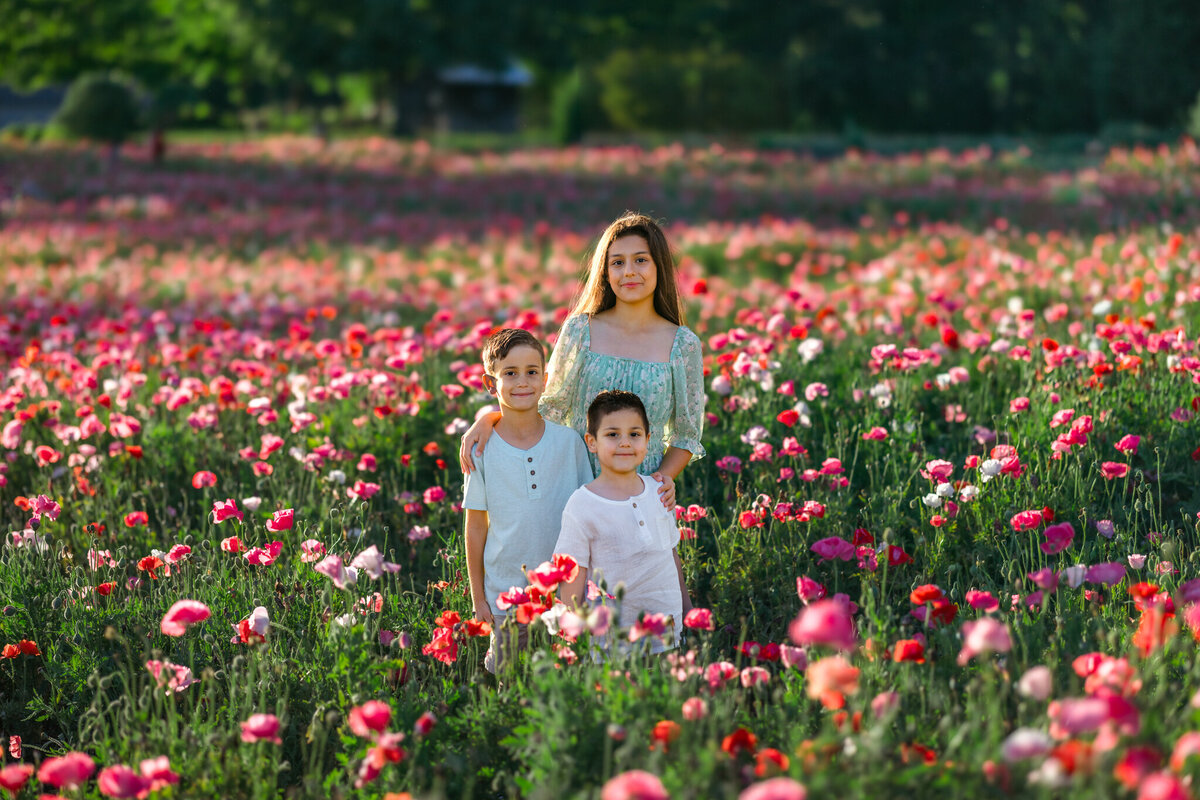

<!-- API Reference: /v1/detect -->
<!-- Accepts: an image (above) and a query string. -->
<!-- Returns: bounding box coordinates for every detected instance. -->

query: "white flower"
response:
[1061,564,1087,588]
[979,458,1002,482]
[241,496,263,512]
[935,482,955,498]
[740,426,770,445]
[331,613,356,630]
[797,338,824,363]
[1092,299,1113,316]
[326,469,347,485]
[445,418,469,436]
[922,493,944,509]
[958,484,979,502]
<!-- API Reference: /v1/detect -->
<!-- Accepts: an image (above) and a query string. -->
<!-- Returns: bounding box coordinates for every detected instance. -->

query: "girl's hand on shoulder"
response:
[651,472,676,510]
[459,411,500,473]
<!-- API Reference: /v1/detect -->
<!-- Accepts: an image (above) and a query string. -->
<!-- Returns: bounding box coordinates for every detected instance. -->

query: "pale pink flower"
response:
[139,756,179,791]
[1002,728,1053,762]
[780,645,807,670]
[629,613,672,642]
[805,655,859,700]
[241,713,283,744]
[1138,772,1190,800]
[957,618,1012,665]
[145,659,198,694]
[160,599,211,636]
[682,697,708,720]
[300,539,326,562]
[1017,666,1053,700]
[601,770,669,800]
[740,666,771,688]
[314,555,357,589]
[1049,695,1139,737]
[350,545,401,580]
[789,599,855,651]
[922,459,954,482]
[871,691,900,717]
[1170,732,1200,771]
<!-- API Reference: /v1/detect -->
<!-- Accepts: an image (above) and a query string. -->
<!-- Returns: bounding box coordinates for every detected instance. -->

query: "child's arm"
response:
[673,547,693,616]
[464,509,494,624]
[459,411,501,474]
[560,567,589,611]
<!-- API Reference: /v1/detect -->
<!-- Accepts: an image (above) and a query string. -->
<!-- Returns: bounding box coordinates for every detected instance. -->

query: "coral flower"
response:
[805,656,859,704]
[160,599,211,636]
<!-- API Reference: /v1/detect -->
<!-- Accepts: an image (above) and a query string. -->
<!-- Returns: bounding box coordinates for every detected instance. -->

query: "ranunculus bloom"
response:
[601,770,669,800]
[739,777,807,800]
[683,608,714,630]
[348,700,392,738]
[97,764,151,799]
[789,599,856,651]
[240,713,283,744]
[265,508,294,532]
[160,599,211,636]
[37,752,96,789]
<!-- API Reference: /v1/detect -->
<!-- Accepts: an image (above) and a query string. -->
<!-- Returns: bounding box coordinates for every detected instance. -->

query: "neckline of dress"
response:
[584,317,680,365]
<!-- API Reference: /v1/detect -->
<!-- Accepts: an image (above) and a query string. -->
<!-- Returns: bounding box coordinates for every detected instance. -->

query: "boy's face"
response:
[585,407,648,475]
[483,344,545,412]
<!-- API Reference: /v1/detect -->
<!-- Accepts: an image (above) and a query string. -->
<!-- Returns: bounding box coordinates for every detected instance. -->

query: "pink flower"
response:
[220,536,246,553]
[241,713,283,744]
[741,666,771,688]
[37,752,96,789]
[1017,666,1053,700]
[1139,772,1190,800]
[795,575,826,604]
[138,756,179,792]
[682,697,708,720]
[861,426,888,440]
[414,711,437,737]
[1049,695,1139,737]
[357,453,377,472]
[165,544,191,564]
[191,470,217,488]
[0,764,34,796]
[704,661,739,692]
[211,498,243,524]
[1087,561,1127,586]
[1010,509,1044,531]
[160,599,211,636]
[738,778,808,800]
[630,613,672,642]
[31,494,60,522]
[145,659,198,694]
[1115,434,1141,455]
[957,618,1012,665]
[231,606,270,644]
[265,508,294,532]
[810,536,855,562]
[779,645,807,670]
[922,459,954,482]
[348,700,392,738]
[299,539,326,562]
[422,485,447,504]
[1040,522,1076,555]
[1009,397,1030,413]
[684,608,714,631]
[601,770,669,800]
[1101,461,1130,480]
[789,599,856,651]
[97,764,150,799]
[871,691,900,717]
[965,590,999,612]
[350,545,402,580]
[244,541,283,566]
[1170,732,1200,771]
[348,481,381,500]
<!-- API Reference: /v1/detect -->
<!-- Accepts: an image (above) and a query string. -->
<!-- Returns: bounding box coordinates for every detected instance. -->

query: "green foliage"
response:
[54,72,145,145]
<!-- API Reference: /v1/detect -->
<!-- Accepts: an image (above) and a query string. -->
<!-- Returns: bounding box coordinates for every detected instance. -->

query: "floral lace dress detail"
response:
[539,314,706,475]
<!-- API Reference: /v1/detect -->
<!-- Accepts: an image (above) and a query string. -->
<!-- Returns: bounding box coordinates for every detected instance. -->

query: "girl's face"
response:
[606,235,657,306]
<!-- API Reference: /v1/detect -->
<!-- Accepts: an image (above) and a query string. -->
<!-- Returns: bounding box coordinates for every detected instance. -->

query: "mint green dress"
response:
[539,314,706,476]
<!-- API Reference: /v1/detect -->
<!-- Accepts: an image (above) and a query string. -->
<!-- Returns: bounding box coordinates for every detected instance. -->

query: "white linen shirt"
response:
[554,475,682,652]
[462,420,593,614]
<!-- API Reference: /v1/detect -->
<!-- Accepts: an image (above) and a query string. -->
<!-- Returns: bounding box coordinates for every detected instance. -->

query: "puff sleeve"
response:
[539,314,588,428]
[667,327,706,461]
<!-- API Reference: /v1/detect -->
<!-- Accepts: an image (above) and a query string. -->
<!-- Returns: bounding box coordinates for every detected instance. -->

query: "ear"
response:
[584,433,598,454]
[481,374,497,395]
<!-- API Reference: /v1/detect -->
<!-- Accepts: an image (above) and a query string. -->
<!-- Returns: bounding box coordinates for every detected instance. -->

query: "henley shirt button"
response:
[639,520,644,526]
[527,457,532,462]
[631,502,637,508]
[531,483,537,489]
[530,470,535,475]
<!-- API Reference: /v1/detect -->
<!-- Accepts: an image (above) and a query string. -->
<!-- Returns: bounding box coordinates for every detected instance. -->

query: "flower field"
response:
[4,136,1200,799]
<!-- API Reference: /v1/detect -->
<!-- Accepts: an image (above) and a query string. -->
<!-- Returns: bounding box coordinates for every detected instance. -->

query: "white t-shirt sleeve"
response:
[462,460,487,511]
[573,434,594,486]
[554,500,591,568]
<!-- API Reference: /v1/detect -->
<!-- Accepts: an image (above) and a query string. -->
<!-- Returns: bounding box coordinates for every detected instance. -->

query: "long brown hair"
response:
[572,212,686,326]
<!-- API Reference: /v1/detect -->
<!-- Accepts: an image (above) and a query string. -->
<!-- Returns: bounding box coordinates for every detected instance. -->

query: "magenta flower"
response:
[1039,522,1076,555]
[601,770,669,800]
[1010,509,1044,531]
[810,537,855,562]
[1027,567,1059,591]
[1086,561,1127,586]
[244,541,283,566]
[240,713,283,744]
[683,608,714,630]
[795,575,826,604]
[861,426,888,440]
[789,599,856,651]
[1114,434,1141,454]
[265,508,294,532]
[965,589,999,612]
[97,764,150,799]
[160,599,211,636]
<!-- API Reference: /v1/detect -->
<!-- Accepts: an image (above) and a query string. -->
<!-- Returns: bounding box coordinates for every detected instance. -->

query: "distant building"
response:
[0,86,65,128]
[431,62,532,134]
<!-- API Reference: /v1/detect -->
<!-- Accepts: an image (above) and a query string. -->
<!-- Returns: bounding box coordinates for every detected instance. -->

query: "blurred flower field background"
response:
[3,136,1200,798]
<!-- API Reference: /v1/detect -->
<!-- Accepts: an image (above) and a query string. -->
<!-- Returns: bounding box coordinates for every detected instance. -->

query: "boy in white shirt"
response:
[463,329,593,673]
[555,390,693,655]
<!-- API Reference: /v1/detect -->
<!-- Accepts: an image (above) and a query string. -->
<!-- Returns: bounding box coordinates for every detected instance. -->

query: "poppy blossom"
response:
[790,599,856,651]
[0,764,33,795]
[97,764,150,799]
[240,713,283,744]
[37,752,96,789]
[684,608,714,630]
[191,470,217,488]
[348,700,392,738]
[160,599,211,636]
[601,771,669,800]
[1101,461,1130,480]
[211,499,243,523]
[265,508,294,532]
[722,727,758,758]
[124,511,149,527]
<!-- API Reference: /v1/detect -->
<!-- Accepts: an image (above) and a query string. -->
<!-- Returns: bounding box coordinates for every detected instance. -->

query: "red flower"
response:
[137,555,165,578]
[754,748,790,778]
[434,610,461,629]
[909,585,944,605]
[17,640,40,656]
[191,470,217,489]
[721,727,758,758]
[650,720,681,752]
[124,511,149,528]
[97,582,117,596]
[887,545,914,566]
[892,639,925,664]
[776,409,800,427]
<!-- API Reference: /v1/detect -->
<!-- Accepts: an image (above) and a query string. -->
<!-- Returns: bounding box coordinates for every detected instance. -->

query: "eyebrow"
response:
[609,251,650,258]
[601,425,645,432]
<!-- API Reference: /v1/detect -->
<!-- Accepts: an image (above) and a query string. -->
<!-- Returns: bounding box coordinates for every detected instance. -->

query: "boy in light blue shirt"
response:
[462,328,593,672]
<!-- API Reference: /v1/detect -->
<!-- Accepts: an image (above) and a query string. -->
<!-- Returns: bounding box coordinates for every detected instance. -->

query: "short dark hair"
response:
[587,390,650,436]
[481,328,544,374]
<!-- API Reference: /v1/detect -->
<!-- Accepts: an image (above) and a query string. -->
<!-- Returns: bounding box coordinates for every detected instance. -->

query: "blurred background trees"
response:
[2,0,1199,139]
